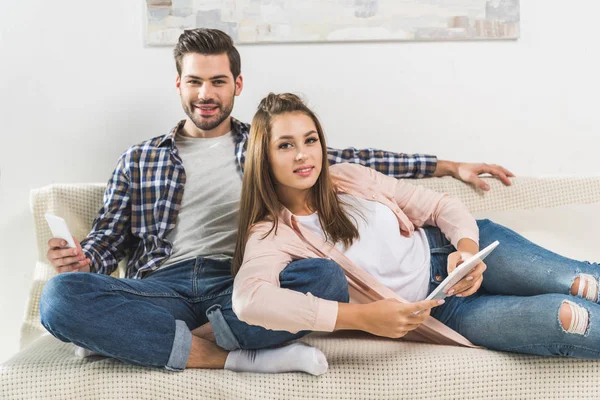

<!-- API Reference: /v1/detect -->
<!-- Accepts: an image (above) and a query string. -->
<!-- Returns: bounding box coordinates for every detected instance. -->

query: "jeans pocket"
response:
[429,244,454,285]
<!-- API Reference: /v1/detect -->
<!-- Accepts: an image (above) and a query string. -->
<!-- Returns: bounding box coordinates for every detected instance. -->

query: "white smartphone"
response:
[44,213,76,249]
[425,240,500,302]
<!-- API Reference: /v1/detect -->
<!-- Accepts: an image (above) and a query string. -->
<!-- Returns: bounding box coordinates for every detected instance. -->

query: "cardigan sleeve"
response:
[232,224,339,333]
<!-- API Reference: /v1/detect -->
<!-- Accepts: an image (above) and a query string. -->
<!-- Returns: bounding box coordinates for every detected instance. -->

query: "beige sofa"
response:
[2,176,600,399]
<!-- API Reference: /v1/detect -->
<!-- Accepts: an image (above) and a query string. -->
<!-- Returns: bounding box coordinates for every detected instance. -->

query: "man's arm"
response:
[327,147,514,190]
[326,147,437,178]
[433,160,515,191]
[79,151,133,275]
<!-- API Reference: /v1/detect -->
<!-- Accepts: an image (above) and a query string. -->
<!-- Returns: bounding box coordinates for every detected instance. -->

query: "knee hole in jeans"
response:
[560,300,588,335]
[570,274,599,302]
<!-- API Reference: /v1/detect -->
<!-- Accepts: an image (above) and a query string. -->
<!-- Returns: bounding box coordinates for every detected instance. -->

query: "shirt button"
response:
[372,194,378,199]
[435,275,443,282]
[395,208,401,214]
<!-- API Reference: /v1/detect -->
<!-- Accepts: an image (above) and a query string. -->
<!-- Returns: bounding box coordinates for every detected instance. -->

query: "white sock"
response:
[73,345,102,358]
[224,342,328,376]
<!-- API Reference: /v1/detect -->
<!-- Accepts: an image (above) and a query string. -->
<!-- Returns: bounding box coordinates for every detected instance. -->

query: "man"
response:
[40,28,514,375]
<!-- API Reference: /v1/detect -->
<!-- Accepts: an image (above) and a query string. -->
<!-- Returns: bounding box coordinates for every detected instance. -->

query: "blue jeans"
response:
[425,219,600,358]
[39,257,349,370]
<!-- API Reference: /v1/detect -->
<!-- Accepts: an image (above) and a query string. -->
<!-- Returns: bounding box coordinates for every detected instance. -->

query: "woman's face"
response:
[268,111,323,196]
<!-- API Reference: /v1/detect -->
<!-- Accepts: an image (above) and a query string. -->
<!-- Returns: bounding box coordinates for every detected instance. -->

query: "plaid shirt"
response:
[81,118,438,278]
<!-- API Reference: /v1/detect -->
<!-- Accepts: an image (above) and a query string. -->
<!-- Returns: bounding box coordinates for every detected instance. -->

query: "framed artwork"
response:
[146,0,519,45]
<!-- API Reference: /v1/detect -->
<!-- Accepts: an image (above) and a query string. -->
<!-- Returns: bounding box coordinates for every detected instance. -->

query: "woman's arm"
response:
[395,182,479,248]
[329,163,479,247]
[326,146,436,178]
[394,180,485,297]
[232,225,339,333]
[233,224,445,337]
[336,299,444,338]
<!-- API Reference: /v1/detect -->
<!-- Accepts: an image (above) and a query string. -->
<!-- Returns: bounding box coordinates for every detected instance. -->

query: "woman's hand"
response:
[446,251,486,297]
[341,298,444,339]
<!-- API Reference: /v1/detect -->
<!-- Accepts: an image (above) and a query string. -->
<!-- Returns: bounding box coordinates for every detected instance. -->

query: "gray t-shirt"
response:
[161,131,242,268]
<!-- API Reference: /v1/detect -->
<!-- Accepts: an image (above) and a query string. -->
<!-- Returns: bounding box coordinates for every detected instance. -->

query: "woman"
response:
[231,92,600,357]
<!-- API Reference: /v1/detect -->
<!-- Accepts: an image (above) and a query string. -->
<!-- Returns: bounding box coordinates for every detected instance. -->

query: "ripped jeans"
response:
[424,219,600,358]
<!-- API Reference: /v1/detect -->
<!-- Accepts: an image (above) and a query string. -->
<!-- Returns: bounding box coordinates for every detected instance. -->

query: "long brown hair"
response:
[232,93,360,276]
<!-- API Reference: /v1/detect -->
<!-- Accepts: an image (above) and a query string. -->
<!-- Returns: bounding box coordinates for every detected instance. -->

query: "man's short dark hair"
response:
[173,28,241,79]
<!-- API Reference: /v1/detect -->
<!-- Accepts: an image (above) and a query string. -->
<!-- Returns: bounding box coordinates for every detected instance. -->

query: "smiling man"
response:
[177,54,238,135]
[39,28,514,375]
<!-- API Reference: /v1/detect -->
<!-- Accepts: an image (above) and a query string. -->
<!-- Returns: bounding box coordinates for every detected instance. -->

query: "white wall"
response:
[1,0,598,363]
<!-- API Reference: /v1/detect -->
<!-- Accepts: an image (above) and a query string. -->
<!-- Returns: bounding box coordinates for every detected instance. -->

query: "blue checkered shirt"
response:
[81,118,438,278]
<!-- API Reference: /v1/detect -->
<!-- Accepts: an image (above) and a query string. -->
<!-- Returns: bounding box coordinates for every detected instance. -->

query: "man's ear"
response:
[175,75,182,95]
[234,75,244,97]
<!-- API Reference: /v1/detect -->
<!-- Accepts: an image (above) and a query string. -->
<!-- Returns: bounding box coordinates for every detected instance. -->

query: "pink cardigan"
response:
[232,163,481,347]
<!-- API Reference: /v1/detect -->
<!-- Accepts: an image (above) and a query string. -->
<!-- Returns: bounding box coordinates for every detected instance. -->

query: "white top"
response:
[162,131,242,267]
[295,194,432,302]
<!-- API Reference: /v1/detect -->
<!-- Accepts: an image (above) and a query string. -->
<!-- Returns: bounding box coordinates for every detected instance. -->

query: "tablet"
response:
[425,240,500,301]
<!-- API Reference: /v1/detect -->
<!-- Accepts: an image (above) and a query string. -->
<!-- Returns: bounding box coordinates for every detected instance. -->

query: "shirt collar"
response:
[278,206,296,228]
[158,120,186,149]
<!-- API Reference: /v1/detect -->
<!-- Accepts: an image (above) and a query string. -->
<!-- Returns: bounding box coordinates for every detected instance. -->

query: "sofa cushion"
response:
[2,333,600,400]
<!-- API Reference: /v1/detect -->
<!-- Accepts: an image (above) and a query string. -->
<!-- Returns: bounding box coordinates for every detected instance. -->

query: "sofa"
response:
[2,176,600,399]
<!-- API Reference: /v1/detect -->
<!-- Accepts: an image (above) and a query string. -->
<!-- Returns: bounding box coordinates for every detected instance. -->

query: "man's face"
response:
[176,53,243,131]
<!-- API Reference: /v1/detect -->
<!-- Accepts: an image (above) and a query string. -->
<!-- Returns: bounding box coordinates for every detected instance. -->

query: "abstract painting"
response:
[146,0,519,45]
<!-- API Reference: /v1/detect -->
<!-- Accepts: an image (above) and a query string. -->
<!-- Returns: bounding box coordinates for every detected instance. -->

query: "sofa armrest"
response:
[22,184,114,348]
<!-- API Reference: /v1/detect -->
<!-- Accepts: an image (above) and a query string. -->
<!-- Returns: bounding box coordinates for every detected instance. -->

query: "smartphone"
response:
[44,213,76,249]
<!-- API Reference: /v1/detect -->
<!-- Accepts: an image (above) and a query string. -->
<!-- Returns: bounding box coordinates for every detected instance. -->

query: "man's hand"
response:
[434,160,515,191]
[47,237,91,274]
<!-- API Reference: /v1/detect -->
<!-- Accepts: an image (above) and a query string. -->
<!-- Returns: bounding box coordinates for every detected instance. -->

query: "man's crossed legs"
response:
[39,257,349,374]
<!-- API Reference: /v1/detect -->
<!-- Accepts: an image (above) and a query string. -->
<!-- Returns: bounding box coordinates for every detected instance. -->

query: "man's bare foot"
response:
[191,322,216,342]
[186,335,228,368]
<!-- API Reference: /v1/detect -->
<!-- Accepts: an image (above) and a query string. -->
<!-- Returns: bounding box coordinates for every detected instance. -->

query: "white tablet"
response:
[425,240,500,301]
